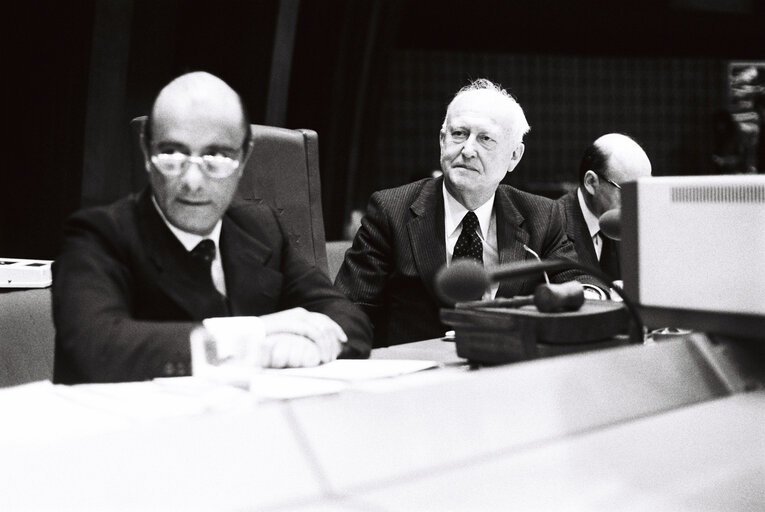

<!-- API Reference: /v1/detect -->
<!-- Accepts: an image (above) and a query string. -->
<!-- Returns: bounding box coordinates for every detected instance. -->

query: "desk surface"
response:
[371,337,466,363]
[313,390,765,512]
[1,336,763,511]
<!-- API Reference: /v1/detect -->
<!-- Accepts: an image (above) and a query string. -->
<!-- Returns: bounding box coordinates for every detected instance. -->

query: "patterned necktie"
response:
[453,211,483,264]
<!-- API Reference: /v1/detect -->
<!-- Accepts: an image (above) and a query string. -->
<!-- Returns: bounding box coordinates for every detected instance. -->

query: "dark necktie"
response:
[191,239,216,267]
[598,232,620,281]
[190,239,217,288]
[453,211,483,264]
[190,238,229,315]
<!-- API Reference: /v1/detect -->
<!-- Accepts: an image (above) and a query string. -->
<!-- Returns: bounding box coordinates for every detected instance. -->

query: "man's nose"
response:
[181,160,206,191]
[460,135,478,158]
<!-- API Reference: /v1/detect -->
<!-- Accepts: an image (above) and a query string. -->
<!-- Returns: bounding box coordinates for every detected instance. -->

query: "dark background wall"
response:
[3,0,764,258]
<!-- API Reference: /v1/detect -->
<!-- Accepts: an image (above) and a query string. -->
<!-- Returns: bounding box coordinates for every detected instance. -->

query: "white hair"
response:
[443,78,531,148]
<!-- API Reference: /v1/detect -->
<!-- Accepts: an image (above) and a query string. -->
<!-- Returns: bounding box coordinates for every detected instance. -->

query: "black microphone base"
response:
[441,300,630,365]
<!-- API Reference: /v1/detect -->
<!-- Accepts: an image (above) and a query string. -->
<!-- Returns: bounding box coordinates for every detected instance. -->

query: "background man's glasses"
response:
[593,171,621,190]
[151,153,240,179]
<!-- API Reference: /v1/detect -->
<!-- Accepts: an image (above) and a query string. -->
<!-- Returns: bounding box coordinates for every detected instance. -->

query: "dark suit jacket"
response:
[557,189,620,280]
[335,177,595,347]
[53,189,372,384]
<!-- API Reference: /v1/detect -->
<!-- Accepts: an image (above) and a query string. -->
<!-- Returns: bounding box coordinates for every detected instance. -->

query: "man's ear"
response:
[240,135,255,168]
[512,143,525,163]
[506,143,525,174]
[583,170,598,195]
[139,125,152,172]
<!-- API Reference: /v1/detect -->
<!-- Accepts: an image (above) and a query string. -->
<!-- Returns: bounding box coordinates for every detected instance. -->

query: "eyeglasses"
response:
[593,171,622,190]
[151,153,240,179]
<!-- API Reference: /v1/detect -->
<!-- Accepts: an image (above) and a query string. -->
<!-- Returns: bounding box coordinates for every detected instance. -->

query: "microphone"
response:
[436,259,580,303]
[436,260,491,303]
[435,259,583,312]
[598,209,621,241]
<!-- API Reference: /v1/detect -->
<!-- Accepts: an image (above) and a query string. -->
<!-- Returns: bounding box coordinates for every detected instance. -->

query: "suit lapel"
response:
[494,186,532,297]
[407,178,447,301]
[137,191,229,319]
[219,213,276,316]
[564,189,599,269]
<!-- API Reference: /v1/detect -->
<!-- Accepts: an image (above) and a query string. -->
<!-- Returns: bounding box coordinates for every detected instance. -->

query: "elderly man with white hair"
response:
[336,78,597,348]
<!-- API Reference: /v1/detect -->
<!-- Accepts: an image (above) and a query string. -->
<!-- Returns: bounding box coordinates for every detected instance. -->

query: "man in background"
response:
[557,133,652,282]
[336,78,597,347]
[53,72,371,384]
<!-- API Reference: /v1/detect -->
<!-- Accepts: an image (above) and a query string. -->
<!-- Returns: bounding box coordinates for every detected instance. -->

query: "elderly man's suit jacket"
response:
[335,177,594,347]
[556,189,620,281]
[53,189,371,384]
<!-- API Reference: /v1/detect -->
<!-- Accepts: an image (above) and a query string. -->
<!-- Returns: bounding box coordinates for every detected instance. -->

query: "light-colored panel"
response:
[0,400,324,511]
[351,391,765,512]
[291,338,730,493]
[636,175,765,315]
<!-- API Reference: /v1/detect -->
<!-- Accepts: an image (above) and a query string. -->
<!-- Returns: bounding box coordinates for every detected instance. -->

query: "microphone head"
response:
[599,208,621,241]
[435,260,491,304]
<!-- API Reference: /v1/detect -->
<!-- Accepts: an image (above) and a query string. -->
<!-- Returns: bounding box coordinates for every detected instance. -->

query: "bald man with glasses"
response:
[53,72,371,384]
[557,133,652,282]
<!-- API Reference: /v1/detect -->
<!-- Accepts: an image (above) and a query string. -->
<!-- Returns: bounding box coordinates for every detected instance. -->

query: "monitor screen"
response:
[621,175,765,340]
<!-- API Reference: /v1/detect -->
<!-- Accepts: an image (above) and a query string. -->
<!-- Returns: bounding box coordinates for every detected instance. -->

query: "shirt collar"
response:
[577,187,601,238]
[151,195,222,251]
[443,183,495,239]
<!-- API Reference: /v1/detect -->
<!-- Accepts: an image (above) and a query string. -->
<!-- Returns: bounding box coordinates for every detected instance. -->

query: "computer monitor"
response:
[621,175,765,340]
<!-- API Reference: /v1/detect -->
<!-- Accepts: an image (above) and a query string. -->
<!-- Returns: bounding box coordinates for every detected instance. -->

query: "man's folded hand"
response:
[260,307,347,364]
[259,333,321,368]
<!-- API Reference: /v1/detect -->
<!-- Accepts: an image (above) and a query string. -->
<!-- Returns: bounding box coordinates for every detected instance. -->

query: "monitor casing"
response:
[621,175,765,340]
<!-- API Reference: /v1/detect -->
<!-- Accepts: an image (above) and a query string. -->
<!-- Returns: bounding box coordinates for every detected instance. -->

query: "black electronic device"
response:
[441,300,629,364]
[436,259,636,365]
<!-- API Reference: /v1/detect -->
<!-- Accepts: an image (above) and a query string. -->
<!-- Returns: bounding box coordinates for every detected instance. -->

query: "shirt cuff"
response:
[582,283,609,300]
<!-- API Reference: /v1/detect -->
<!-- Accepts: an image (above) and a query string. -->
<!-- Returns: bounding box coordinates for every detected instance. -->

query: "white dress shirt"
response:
[576,188,617,301]
[577,187,603,260]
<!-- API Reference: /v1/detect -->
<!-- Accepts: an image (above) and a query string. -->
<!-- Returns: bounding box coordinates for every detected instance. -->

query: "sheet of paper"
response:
[264,359,439,382]
[351,364,473,393]
[248,360,440,401]
[249,374,348,400]
[0,378,253,445]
